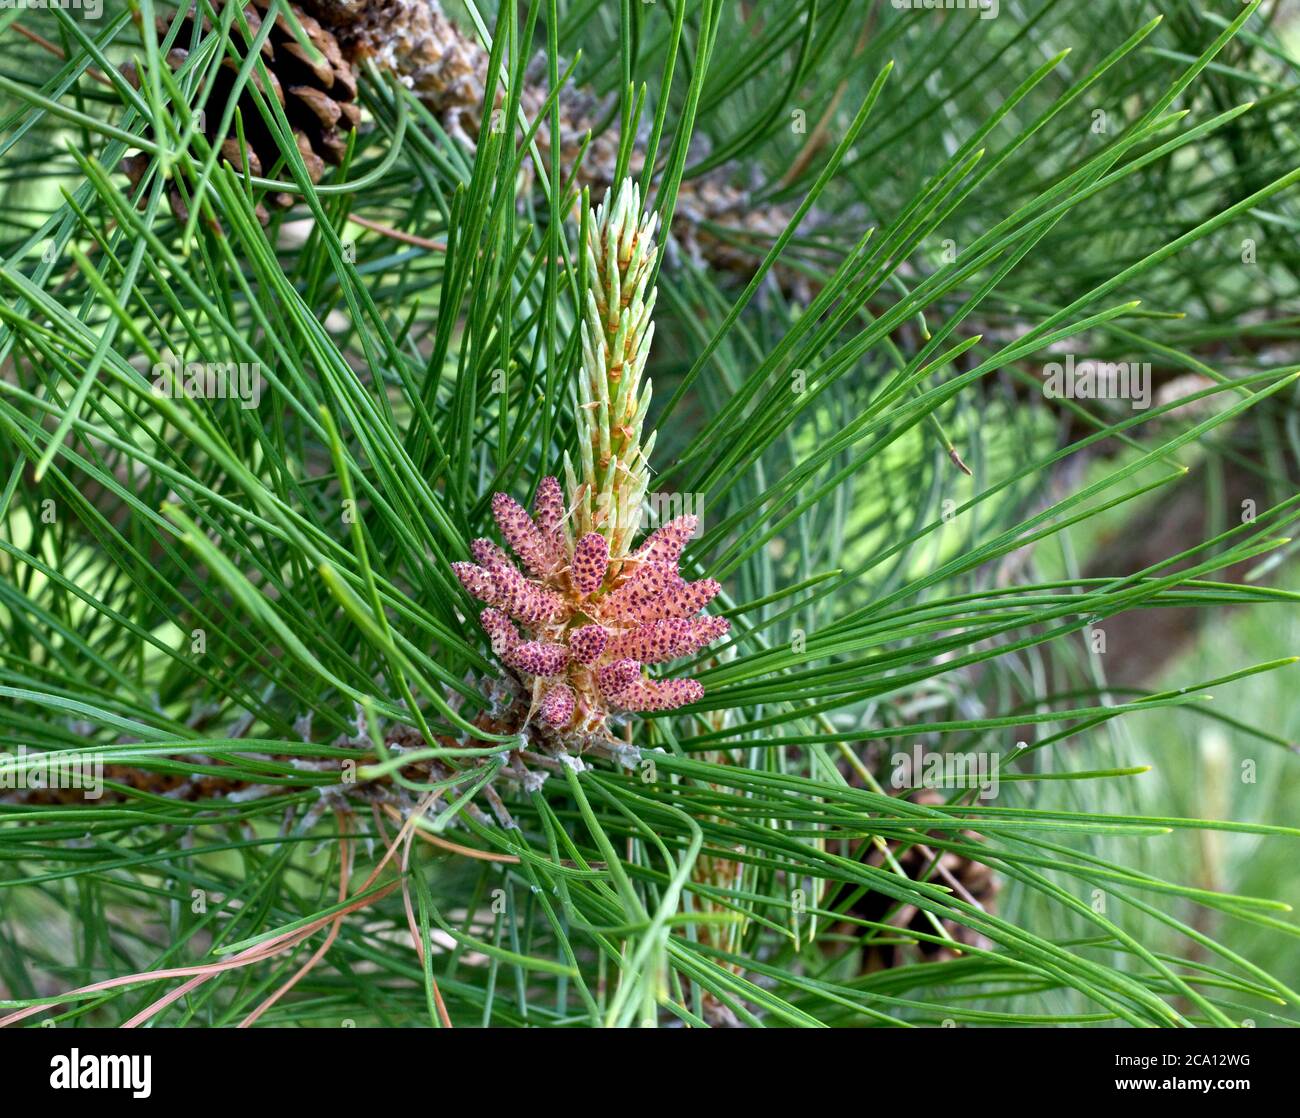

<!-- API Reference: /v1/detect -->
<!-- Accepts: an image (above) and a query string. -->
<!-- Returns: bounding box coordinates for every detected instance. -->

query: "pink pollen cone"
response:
[608,615,730,663]
[611,677,704,712]
[506,640,570,677]
[539,682,576,727]
[571,532,610,595]
[567,624,609,664]
[533,476,565,540]
[480,608,521,655]
[633,578,721,623]
[635,515,698,566]
[471,537,510,568]
[453,562,502,607]
[489,561,564,623]
[491,492,554,577]
[598,659,643,698]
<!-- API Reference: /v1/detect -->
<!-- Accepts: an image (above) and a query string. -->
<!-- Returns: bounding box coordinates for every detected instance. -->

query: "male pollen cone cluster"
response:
[453,486,727,734]
[452,180,728,736]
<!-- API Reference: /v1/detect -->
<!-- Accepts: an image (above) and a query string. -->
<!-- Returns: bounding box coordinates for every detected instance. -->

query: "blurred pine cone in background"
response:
[842,788,999,972]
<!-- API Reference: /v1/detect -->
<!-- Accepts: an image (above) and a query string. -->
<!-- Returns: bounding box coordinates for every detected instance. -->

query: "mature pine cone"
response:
[122,0,360,223]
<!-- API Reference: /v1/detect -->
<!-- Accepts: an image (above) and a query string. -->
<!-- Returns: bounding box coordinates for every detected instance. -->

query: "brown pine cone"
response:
[122,0,360,224]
